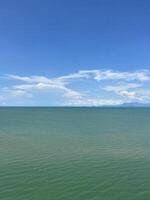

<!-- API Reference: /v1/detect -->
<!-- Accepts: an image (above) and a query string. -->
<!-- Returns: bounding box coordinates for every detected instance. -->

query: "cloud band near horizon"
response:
[0,69,150,106]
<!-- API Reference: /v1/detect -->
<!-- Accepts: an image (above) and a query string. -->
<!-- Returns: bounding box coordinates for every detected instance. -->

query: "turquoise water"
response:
[0,107,150,200]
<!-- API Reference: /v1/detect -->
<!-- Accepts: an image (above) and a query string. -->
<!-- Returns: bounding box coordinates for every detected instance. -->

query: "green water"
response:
[0,107,150,200]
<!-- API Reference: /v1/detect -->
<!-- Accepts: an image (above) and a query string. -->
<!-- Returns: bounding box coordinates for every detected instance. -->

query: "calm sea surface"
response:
[0,107,150,200]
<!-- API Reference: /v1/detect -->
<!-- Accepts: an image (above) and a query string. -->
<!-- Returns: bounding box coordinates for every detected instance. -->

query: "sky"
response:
[0,0,150,106]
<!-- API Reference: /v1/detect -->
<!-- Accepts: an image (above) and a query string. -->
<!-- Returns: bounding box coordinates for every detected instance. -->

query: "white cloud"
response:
[0,88,32,104]
[92,70,150,81]
[1,69,150,106]
[103,83,144,101]
[5,74,82,103]
[118,90,137,99]
[6,75,53,84]
[103,83,141,92]
[56,69,150,82]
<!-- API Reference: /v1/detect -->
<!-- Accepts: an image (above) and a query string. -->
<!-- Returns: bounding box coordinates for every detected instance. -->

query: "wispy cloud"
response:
[103,83,143,101]
[1,69,150,106]
[56,69,150,82]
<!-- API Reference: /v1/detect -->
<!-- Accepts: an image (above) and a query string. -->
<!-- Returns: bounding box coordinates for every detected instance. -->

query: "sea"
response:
[0,107,150,200]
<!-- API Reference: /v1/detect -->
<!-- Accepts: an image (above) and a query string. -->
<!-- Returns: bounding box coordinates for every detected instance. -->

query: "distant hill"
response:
[120,102,150,107]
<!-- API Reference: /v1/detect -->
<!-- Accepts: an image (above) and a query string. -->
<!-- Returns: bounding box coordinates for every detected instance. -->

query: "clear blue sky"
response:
[0,0,150,106]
